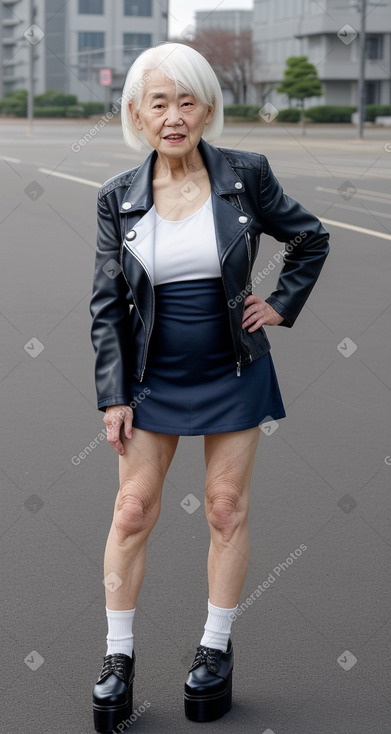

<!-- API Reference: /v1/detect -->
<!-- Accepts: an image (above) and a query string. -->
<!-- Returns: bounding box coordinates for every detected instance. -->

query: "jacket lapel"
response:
[118,139,253,273]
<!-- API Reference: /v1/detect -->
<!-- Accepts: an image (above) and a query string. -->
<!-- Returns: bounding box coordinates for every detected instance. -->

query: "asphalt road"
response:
[1,119,391,734]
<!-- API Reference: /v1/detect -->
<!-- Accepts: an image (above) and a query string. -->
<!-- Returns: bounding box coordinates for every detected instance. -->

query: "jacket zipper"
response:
[121,241,155,382]
[233,197,253,376]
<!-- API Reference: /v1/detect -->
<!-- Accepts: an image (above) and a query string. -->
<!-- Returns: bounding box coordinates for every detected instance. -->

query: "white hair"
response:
[121,43,224,151]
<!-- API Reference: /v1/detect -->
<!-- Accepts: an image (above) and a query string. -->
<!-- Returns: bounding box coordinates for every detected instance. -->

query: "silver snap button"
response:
[238,215,248,224]
[235,182,243,189]
[122,202,132,210]
[125,230,136,241]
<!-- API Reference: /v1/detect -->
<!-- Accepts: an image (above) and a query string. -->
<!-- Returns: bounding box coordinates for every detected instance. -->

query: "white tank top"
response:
[134,194,221,286]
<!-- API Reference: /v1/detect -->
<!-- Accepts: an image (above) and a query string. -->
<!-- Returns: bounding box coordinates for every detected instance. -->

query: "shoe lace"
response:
[191,645,221,674]
[100,654,127,681]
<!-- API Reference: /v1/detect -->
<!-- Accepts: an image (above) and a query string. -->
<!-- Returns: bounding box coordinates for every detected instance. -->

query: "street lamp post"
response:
[27,0,34,135]
[357,0,367,139]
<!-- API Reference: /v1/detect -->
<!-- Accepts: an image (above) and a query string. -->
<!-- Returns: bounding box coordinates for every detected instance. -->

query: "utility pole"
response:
[0,1,3,102]
[27,0,34,135]
[357,0,367,139]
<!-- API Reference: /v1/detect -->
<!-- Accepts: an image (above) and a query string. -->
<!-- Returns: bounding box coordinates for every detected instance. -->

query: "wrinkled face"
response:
[130,68,214,157]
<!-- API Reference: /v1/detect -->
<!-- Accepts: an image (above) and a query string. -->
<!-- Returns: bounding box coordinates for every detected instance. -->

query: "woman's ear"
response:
[205,105,215,125]
[129,102,143,130]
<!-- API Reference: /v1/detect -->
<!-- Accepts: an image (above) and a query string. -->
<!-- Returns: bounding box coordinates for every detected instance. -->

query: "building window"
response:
[78,32,105,79]
[123,33,152,66]
[79,0,104,13]
[366,36,383,60]
[365,81,381,105]
[3,47,15,60]
[124,0,152,17]
[3,5,16,19]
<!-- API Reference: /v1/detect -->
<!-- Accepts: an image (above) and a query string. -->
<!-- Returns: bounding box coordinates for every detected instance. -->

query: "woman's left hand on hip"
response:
[242,294,284,332]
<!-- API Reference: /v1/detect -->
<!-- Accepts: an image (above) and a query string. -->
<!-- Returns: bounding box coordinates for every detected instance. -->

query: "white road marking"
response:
[316,185,391,203]
[321,217,391,241]
[35,167,391,240]
[81,161,110,167]
[315,198,391,221]
[38,168,101,188]
[1,156,21,163]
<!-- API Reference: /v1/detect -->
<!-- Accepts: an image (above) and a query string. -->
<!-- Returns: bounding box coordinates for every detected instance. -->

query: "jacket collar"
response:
[119,138,245,213]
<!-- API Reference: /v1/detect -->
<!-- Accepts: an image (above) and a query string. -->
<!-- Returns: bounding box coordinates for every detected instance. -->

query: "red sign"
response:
[99,68,112,86]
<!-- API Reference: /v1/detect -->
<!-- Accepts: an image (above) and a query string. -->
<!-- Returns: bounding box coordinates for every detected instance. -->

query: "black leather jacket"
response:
[90,138,329,411]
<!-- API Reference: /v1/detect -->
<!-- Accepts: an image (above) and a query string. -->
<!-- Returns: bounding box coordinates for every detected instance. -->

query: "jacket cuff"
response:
[97,396,130,412]
[265,296,295,327]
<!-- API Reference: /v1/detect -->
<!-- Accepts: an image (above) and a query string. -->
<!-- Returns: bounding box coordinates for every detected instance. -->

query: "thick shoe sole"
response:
[93,683,133,733]
[184,672,232,722]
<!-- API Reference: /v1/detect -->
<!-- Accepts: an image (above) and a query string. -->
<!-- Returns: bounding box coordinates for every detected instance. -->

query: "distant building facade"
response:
[195,8,253,34]
[253,0,391,107]
[195,8,254,105]
[0,0,169,102]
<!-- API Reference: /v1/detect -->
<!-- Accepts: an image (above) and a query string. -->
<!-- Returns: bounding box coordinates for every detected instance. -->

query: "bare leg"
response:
[104,428,179,610]
[203,427,260,608]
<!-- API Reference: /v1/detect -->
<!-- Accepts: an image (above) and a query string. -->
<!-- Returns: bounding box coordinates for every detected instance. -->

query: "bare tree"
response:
[175,30,253,105]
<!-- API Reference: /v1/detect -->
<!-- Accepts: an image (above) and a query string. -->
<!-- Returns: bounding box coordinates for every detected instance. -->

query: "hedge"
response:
[34,106,66,117]
[34,91,78,107]
[305,105,357,122]
[82,101,105,116]
[0,90,105,118]
[364,104,391,122]
[0,89,27,116]
[277,108,301,122]
[224,104,261,121]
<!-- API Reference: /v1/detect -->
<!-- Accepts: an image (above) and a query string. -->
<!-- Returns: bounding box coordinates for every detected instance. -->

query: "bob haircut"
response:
[121,43,224,151]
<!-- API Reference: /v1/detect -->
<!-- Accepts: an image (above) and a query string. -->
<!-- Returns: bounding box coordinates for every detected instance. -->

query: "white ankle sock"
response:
[200,599,238,652]
[106,607,136,658]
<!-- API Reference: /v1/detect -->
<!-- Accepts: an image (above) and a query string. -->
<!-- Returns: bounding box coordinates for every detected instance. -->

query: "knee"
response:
[205,481,244,541]
[114,477,158,540]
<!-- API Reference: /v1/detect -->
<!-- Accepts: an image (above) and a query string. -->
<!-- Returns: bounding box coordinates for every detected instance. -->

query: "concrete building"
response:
[0,0,46,98]
[195,8,253,34]
[194,8,254,105]
[253,0,391,108]
[0,0,169,102]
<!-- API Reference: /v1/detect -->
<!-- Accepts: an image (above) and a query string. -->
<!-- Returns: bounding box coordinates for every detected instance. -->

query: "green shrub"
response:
[34,106,67,117]
[34,91,78,108]
[245,105,262,121]
[65,104,88,118]
[365,104,391,122]
[224,104,261,121]
[305,105,356,123]
[277,108,301,122]
[0,89,28,116]
[82,101,105,116]
[224,105,248,117]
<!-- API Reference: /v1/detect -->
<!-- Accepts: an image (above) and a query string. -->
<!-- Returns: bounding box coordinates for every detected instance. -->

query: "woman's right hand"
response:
[103,405,133,455]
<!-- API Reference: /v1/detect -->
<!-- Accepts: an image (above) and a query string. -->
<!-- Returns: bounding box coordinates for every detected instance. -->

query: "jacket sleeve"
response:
[90,191,132,411]
[260,156,330,326]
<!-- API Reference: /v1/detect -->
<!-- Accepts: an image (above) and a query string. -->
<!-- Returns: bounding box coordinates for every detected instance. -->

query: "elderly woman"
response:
[90,43,329,732]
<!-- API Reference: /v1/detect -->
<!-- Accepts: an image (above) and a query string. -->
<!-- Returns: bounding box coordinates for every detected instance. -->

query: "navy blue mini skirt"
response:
[129,278,286,435]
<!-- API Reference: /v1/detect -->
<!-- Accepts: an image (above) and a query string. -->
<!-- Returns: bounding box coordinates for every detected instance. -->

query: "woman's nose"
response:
[164,106,184,127]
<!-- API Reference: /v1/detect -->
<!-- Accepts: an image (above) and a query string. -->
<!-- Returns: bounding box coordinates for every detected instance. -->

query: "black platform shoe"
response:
[92,652,135,733]
[184,640,233,722]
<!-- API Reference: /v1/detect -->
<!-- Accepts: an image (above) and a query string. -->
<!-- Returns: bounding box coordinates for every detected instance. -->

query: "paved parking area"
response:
[1,119,391,733]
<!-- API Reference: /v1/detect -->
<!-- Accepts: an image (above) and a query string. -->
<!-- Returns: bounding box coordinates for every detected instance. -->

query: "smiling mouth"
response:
[164,134,186,140]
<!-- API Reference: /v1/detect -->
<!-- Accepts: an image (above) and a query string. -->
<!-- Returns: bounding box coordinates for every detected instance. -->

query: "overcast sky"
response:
[168,0,254,38]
